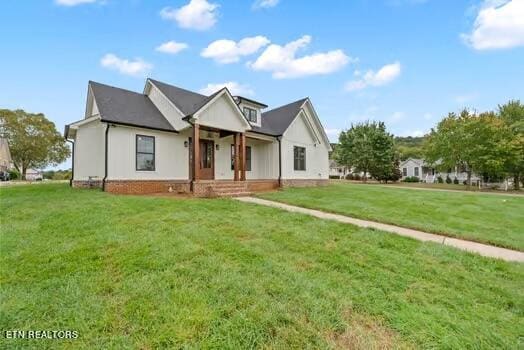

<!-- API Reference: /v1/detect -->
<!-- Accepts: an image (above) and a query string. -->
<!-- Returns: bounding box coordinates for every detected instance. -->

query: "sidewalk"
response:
[235,197,524,263]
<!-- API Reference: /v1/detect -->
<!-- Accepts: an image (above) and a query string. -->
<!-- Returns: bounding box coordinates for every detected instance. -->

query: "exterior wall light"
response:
[184,140,189,148]
[215,144,220,151]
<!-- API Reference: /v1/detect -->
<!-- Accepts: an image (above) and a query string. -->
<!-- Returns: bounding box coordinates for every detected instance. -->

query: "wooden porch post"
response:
[233,133,240,181]
[240,133,246,181]
[193,123,200,181]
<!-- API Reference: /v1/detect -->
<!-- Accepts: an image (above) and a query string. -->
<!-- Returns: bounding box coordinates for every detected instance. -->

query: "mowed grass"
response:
[259,182,524,251]
[1,184,523,349]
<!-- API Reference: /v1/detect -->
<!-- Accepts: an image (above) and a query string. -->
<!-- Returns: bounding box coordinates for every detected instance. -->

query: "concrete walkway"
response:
[235,197,524,263]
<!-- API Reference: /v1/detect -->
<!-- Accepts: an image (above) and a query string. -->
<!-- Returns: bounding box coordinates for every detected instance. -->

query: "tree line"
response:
[0,109,70,179]
[334,100,524,189]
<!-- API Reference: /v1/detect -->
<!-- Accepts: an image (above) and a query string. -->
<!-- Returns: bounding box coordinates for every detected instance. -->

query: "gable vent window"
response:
[243,107,257,123]
[294,146,306,171]
[136,135,155,171]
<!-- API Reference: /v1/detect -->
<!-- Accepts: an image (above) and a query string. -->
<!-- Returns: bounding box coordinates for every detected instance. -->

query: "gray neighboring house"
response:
[400,158,480,183]
[329,159,348,179]
[0,137,13,172]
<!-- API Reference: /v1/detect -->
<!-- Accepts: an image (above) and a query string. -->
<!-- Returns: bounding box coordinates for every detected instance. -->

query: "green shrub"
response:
[8,169,20,180]
[453,177,459,184]
[402,176,420,183]
[446,175,452,184]
[437,176,444,183]
[345,173,354,180]
[353,174,361,181]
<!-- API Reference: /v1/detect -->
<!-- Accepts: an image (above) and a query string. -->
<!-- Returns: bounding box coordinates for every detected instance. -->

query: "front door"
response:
[199,139,214,180]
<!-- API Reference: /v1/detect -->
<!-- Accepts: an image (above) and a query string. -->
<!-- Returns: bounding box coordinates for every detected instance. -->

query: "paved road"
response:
[0,180,68,187]
[236,197,524,263]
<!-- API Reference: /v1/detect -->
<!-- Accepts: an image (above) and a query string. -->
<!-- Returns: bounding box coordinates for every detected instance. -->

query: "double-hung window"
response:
[414,167,419,177]
[136,135,155,171]
[243,107,257,123]
[231,145,252,171]
[294,146,306,171]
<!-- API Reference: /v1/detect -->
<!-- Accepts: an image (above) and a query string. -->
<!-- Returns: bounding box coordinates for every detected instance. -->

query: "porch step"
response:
[215,191,253,197]
[195,180,252,197]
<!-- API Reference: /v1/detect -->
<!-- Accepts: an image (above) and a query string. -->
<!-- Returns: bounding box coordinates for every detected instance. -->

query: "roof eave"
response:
[100,119,179,134]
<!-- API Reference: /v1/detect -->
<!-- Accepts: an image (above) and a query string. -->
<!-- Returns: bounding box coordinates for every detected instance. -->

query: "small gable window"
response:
[294,146,306,171]
[243,107,257,123]
[136,135,155,171]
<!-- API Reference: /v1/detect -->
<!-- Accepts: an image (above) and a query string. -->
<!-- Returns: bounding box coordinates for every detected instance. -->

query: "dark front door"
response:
[199,139,214,180]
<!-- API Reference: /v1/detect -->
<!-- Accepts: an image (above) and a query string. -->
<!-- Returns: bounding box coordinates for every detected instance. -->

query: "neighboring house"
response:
[400,158,480,183]
[0,137,13,172]
[25,169,43,181]
[329,159,348,179]
[64,79,331,196]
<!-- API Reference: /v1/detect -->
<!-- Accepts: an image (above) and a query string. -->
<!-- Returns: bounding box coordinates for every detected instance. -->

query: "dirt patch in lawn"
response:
[326,310,414,350]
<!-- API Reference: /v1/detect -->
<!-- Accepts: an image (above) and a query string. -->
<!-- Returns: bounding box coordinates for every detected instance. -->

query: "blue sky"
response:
[1,0,523,170]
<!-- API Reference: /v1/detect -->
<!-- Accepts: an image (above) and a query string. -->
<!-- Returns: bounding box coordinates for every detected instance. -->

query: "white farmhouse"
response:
[65,79,331,196]
[400,158,480,183]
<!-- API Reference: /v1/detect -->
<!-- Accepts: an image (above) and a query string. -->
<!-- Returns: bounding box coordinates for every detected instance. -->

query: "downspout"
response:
[102,123,110,191]
[277,136,282,187]
[65,139,74,187]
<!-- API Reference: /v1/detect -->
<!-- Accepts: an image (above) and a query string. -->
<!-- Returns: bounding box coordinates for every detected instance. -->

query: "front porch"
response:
[190,123,279,197]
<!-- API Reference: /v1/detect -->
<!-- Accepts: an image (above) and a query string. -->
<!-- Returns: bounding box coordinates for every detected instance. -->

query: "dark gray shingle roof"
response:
[251,98,308,136]
[89,81,176,132]
[148,78,208,116]
[85,79,307,137]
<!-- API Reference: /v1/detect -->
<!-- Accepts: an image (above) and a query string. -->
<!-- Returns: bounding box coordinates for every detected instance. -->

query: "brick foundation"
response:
[246,179,280,192]
[73,178,326,196]
[104,180,191,194]
[280,179,329,188]
[72,180,103,189]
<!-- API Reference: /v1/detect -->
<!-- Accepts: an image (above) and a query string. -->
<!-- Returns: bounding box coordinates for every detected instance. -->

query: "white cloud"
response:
[160,0,218,31]
[345,62,401,91]
[397,129,427,137]
[461,0,524,50]
[100,54,152,76]
[455,93,477,104]
[324,128,341,140]
[201,36,270,64]
[199,81,255,96]
[249,35,354,79]
[388,111,405,124]
[156,41,189,55]
[252,0,279,9]
[55,0,97,6]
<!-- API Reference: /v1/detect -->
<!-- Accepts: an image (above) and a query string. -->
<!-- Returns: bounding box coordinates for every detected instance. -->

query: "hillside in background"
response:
[395,136,426,160]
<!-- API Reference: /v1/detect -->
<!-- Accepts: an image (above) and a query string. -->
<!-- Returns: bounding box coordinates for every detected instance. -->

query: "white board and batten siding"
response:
[107,125,189,181]
[73,119,105,181]
[280,111,329,180]
[196,94,249,133]
[213,135,279,180]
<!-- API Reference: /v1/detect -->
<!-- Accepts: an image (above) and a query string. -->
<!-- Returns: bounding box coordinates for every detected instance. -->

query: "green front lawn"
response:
[259,182,524,251]
[1,184,523,349]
